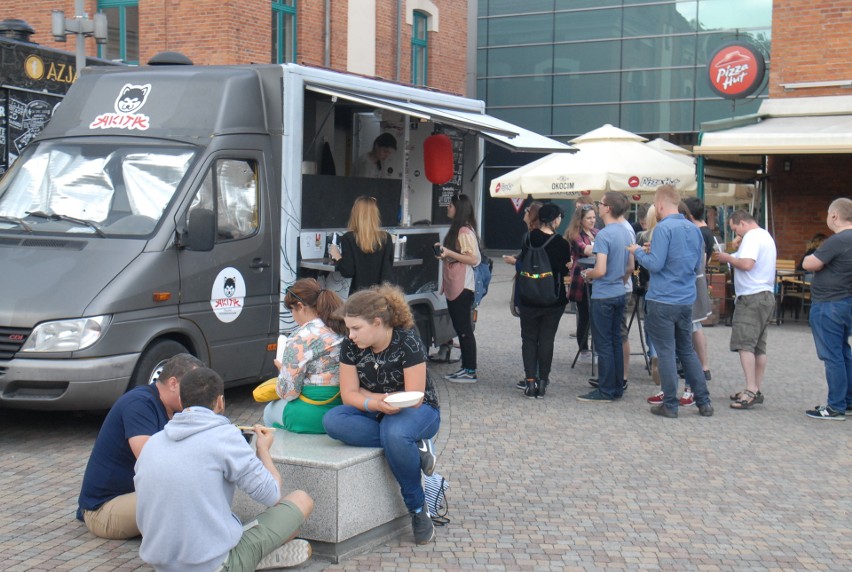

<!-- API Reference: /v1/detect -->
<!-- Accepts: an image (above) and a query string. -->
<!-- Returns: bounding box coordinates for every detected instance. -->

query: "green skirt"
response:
[274,385,342,434]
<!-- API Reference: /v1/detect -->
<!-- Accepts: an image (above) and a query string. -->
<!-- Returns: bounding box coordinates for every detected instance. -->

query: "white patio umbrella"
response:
[489,124,697,202]
[646,138,755,207]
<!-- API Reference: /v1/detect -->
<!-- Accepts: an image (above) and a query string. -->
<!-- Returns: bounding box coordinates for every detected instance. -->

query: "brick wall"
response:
[5,0,467,91]
[770,0,852,98]
[767,155,849,260]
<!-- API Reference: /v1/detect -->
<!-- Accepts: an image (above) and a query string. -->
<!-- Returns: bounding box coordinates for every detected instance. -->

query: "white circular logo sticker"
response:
[210,267,245,323]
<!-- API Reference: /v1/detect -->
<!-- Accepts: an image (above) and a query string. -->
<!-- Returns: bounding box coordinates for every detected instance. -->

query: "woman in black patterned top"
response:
[323,284,440,545]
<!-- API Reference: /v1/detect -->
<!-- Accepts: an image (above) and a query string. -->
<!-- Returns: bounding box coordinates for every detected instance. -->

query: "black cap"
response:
[538,203,563,224]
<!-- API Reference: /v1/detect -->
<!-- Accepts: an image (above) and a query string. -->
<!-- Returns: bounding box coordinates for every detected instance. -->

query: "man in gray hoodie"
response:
[135,367,314,571]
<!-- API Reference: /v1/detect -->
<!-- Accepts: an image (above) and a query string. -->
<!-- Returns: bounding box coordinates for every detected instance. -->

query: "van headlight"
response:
[21,316,110,353]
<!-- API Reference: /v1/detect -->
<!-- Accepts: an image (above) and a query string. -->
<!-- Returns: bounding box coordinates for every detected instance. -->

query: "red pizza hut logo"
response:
[632,194,641,201]
[580,190,591,196]
[708,43,766,99]
[628,176,640,188]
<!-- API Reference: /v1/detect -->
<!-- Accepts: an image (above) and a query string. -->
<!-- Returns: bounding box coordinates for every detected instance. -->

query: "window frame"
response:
[98,0,139,65]
[272,0,297,64]
[412,10,429,85]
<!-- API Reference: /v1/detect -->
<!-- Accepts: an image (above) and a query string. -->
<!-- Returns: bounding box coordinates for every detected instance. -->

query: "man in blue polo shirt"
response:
[77,353,203,538]
[629,185,712,418]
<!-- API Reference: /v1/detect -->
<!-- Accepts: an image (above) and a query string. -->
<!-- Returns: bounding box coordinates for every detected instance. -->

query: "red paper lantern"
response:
[423,134,454,184]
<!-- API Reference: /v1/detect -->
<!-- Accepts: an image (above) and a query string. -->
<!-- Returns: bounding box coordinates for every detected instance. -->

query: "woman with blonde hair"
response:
[262,278,347,434]
[323,284,440,545]
[329,196,394,295]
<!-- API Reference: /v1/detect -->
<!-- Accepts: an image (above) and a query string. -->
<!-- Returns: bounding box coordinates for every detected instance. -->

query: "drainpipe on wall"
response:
[396,0,402,81]
[324,0,330,67]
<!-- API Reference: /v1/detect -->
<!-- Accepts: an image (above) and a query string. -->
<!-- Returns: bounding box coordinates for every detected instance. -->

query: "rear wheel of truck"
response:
[130,340,190,389]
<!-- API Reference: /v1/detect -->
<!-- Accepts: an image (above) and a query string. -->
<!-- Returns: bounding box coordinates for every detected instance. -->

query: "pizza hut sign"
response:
[707,42,765,100]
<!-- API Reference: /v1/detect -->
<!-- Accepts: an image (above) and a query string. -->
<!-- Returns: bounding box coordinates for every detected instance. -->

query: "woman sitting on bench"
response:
[323,284,441,546]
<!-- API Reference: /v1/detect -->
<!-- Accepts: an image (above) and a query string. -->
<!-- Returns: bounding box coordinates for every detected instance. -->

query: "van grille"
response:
[0,327,31,359]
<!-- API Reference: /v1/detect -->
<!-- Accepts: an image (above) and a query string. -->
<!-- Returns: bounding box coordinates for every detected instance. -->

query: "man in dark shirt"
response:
[77,353,203,538]
[802,198,852,420]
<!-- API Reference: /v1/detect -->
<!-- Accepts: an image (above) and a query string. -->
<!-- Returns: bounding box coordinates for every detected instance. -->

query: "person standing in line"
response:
[515,203,572,399]
[77,353,203,539]
[502,201,543,266]
[616,206,637,392]
[565,203,599,363]
[683,196,715,381]
[630,187,712,418]
[436,194,481,383]
[715,210,777,410]
[323,285,440,545]
[577,192,633,403]
[329,195,395,295]
[801,198,852,420]
[135,367,315,571]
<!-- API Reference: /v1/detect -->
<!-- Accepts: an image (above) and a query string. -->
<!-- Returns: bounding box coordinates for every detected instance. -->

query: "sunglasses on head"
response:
[581,205,595,211]
[284,286,308,310]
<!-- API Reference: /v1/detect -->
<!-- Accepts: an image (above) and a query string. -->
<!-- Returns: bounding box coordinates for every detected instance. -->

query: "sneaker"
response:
[444,367,465,379]
[588,378,628,391]
[805,405,846,421]
[578,350,593,364]
[577,390,612,403]
[704,369,712,381]
[538,379,549,398]
[523,379,539,399]
[650,404,678,418]
[515,379,527,390]
[411,504,436,544]
[679,390,695,407]
[447,369,477,383]
[256,539,312,570]
[698,403,714,417]
[647,391,665,405]
[417,438,436,476]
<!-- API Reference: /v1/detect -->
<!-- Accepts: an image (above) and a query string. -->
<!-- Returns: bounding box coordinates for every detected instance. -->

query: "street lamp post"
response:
[51,0,108,75]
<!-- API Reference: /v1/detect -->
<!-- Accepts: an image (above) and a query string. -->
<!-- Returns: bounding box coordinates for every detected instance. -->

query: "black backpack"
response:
[516,233,559,306]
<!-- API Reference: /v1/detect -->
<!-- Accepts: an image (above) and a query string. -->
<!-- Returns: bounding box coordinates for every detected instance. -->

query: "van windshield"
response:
[0,141,196,237]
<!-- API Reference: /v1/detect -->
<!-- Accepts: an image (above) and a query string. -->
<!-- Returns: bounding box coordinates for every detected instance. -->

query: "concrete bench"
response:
[232,431,409,563]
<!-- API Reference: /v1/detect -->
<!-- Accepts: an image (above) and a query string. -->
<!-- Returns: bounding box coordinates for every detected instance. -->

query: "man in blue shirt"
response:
[77,353,203,538]
[629,185,712,418]
[577,191,634,402]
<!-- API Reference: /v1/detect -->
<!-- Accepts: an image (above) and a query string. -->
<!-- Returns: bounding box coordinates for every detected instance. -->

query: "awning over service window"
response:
[306,85,572,154]
[694,95,852,155]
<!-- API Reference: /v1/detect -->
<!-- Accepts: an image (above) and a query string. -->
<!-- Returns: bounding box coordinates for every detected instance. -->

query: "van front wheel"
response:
[130,340,190,389]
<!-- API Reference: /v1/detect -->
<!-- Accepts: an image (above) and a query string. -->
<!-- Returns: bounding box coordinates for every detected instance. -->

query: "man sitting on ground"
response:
[135,367,314,571]
[76,353,203,539]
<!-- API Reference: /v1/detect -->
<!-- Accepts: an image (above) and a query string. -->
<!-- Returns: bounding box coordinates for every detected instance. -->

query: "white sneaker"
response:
[256,539,312,570]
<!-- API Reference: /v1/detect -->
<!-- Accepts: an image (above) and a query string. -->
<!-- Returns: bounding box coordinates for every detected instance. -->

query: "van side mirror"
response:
[187,208,215,251]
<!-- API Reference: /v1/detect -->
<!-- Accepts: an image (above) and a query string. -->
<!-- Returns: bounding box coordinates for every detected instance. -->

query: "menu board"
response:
[430,127,465,224]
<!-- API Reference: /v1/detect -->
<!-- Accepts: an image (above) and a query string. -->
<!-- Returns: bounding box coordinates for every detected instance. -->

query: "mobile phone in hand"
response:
[432,244,444,256]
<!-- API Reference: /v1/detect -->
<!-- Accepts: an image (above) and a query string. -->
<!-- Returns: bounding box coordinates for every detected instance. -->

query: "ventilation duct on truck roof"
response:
[148,51,194,65]
[0,19,36,43]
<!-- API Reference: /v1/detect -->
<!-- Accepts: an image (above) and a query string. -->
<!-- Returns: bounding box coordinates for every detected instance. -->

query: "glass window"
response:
[486,77,553,106]
[555,0,619,9]
[697,0,772,31]
[621,35,697,70]
[98,1,139,64]
[486,0,554,16]
[554,8,623,42]
[622,3,696,37]
[552,104,620,137]
[621,100,694,133]
[554,40,621,73]
[189,159,259,242]
[412,11,428,86]
[490,106,553,137]
[621,68,697,101]
[553,73,621,104]
[487,13,554,46]
[486,45,552,76]
[695,97,762,130]
[272,0,296,64]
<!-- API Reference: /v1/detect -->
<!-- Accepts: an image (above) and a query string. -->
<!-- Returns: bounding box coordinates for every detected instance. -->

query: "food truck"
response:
[0,61,568,410]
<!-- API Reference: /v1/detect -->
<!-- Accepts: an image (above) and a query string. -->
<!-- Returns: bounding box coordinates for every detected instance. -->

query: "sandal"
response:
[730,389,764,401]
[730,390,764,409]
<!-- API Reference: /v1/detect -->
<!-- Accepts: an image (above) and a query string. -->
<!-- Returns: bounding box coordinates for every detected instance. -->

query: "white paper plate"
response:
[384,391,424,408]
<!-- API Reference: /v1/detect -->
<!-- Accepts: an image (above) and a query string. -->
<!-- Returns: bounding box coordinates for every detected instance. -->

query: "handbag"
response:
[509,275,520,318]
[252,378,280,402]
[423,472,449,525]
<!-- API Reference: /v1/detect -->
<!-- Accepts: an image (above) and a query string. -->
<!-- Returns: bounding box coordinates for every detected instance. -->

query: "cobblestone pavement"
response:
[1,262,849,571]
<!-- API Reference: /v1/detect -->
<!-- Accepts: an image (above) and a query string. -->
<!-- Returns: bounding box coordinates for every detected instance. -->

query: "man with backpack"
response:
[515,203,572,399]
[577,192,634,403]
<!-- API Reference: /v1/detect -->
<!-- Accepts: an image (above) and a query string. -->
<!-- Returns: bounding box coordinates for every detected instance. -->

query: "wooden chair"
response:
[775,259,803,324]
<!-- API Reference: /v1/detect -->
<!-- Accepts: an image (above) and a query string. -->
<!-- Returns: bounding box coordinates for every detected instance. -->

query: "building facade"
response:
[4,0,468,95]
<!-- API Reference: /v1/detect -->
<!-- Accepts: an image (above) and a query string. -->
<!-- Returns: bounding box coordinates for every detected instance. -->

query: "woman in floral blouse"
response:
[262,278,347,434]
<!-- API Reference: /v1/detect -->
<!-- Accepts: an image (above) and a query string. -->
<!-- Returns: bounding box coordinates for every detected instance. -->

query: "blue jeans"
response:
[323,404,440,512]
[590,295,626,399]
[809,297,852,413]
[645,300,710,411]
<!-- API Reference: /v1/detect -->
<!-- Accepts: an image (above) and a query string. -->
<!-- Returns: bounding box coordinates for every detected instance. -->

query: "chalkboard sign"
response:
[301,175,402,229]
[431,127,465,224]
